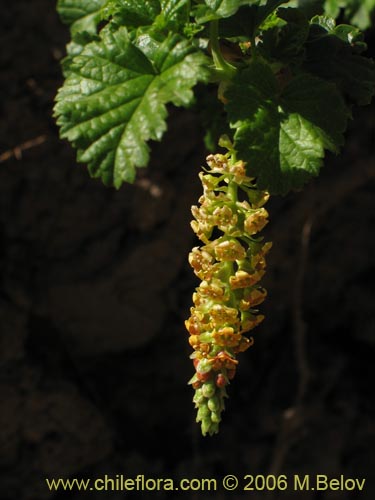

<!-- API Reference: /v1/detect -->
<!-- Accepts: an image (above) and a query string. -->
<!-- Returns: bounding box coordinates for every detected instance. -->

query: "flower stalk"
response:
[186,152,272,436]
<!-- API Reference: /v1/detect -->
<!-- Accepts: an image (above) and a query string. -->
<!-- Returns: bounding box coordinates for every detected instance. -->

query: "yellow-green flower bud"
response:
[202,381,216,399]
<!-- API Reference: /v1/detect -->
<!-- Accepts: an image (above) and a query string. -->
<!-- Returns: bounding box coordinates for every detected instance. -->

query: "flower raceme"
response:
[186,153,272,436]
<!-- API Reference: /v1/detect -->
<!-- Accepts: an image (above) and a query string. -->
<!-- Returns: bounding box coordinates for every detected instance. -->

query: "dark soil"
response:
[0,2,374,499]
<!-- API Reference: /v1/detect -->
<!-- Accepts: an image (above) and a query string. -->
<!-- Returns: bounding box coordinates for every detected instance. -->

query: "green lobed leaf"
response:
[304,16,375,105]
[194,0,260,23]
[225,60,350,194]
[218,0,289,39]
[102,0,161,28]
[57,0,108,35]
[160,0,191,28]
[57,0,110,60]
[103,0,190,31]
[259,7,310,65]
[54,27,210,188]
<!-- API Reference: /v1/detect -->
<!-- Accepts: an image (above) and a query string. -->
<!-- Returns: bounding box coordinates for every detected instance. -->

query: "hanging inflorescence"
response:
[186,152,272,436]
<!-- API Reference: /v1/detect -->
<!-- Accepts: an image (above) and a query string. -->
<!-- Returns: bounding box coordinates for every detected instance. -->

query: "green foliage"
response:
[324,0,375,30]
[103,0,161,28]
[54,27,209,187]
[218,1,288,39]
[57,0,107,35]
[305,16,375,105]
[258,8,310,65]
[55,0,375,194]
[225,61,349,193]
[57,0,108,58]
[102,0,191,31]
[288,0,375,29]
[193,0,259,23]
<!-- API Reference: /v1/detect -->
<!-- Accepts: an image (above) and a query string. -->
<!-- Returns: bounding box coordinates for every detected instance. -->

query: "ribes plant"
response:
[54,0,375,435]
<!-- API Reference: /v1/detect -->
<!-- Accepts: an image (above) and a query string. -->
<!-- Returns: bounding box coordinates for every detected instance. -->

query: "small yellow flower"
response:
[228,160,252,184]
[240,313,264,332]
[240,288,267,310]
[244,208,269,235]
[206,153,228,173]
[230,270,263,289]
[199,279,226,300]
[214,239,247,261]
[210,304,239,327]
[188,247,217,279]
[211,351,238,371]
[185,317,200,335]
[212,327,242,347]
[212,205,238,233]
[233,336,254,353]
[188,335,200,349]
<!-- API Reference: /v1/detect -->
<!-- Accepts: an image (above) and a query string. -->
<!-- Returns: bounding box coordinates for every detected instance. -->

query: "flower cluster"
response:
[186,153,271,436]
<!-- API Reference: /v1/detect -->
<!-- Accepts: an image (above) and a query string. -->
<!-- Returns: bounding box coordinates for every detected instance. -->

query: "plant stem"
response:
[227,180,238,202]
[209,20,237,80]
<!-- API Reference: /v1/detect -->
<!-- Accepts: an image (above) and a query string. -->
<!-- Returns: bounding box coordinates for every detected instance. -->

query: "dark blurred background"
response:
[0,2,374,499]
